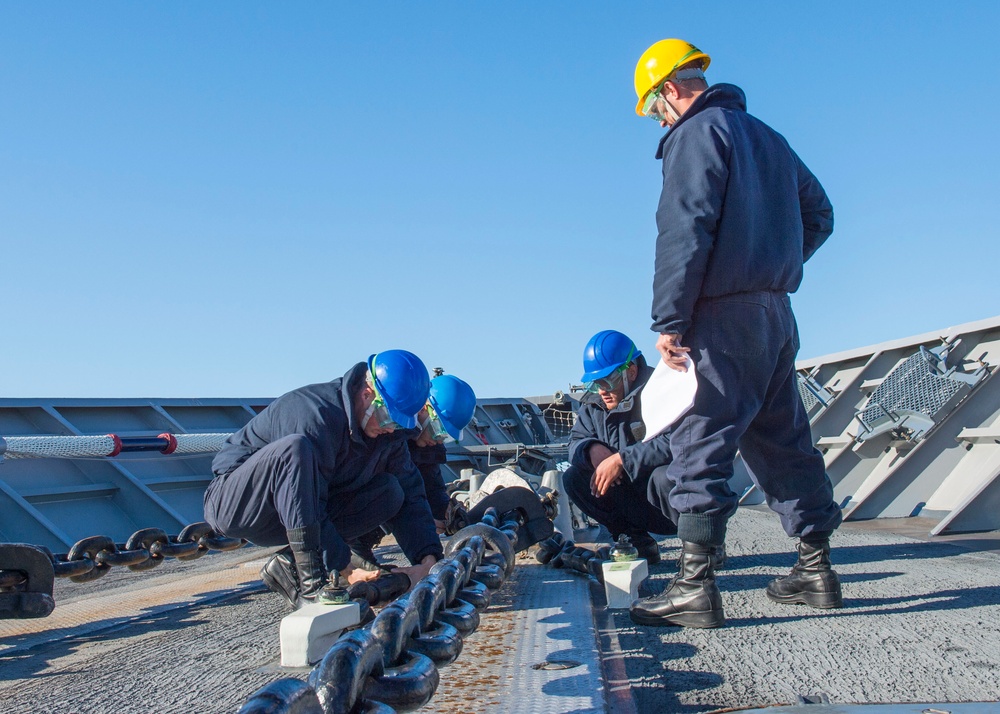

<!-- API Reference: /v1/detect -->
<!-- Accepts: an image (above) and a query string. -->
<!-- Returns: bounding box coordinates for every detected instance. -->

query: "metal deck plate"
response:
[423,552,604,714]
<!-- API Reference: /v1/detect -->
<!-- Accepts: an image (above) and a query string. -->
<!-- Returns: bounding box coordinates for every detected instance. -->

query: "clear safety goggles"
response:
[363,380,407,431]
[419,403,451,442]
[641,81,669,121]
[584,363,630,394]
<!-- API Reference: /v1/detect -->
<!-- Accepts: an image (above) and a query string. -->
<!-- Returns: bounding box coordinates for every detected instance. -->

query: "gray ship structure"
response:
[1,316,999,713]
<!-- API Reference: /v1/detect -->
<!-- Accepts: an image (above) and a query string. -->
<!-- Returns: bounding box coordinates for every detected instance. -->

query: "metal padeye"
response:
[0,543,56,619]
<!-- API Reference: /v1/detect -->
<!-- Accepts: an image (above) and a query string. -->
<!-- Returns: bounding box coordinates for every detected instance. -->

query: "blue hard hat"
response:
[367,350,431,430]
[581,330,641,382]
[428,375,477,440]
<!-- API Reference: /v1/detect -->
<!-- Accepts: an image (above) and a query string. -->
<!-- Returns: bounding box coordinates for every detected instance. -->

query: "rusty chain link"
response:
[239,506,523,714]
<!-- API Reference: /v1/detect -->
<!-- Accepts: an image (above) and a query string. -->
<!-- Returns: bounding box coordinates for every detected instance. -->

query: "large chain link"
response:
[239,506,522,714]
[0,522,246,619]
[49,522,245,582]
[535,531,611,581]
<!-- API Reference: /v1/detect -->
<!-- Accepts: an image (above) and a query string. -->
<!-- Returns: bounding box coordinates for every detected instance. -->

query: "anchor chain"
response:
[239,506,522,714]
[535,532,611,581]
[0,522,246,619]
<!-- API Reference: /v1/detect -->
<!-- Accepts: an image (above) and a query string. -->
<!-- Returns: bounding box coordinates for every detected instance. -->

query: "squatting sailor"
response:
[203,349,442,608]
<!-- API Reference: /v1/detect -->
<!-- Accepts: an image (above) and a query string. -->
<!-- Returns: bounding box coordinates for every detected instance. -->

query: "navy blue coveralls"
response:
[649,83,842,546]
[564,356,678,539]
[408,442,450,521]
[203,362,443,571]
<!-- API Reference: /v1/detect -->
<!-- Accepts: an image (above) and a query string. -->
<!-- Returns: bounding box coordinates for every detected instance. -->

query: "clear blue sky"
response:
[2,2,998,400]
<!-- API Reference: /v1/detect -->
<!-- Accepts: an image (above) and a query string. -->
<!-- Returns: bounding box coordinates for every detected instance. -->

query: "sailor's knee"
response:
[561,466,589,503]
[345,474,405,528]
[271,434,316,462]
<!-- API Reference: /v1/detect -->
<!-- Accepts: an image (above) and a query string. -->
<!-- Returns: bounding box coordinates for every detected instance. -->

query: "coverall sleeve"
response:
[419,461,451,520]
[651,120,731,336]
[618,431,673,484]
[384,443,445,564]
[567,404,602,472]
[796,153,834,262]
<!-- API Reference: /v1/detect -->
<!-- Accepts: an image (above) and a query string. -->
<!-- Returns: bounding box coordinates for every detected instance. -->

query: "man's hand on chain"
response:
[340,564,381,586]
[656,332,691,372]
[395,554,439,590]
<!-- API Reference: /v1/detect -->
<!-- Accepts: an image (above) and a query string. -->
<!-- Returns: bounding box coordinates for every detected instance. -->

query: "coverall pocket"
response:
[709,295,768,358]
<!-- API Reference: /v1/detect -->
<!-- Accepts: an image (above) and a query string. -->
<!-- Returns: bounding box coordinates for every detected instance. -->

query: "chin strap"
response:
[662,68,704,123]
[662,96,682,123]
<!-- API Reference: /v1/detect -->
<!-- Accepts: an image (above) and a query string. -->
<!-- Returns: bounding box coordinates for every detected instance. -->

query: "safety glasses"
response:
[642,81,669,121]
[363,378,407,431]
[371,395,406,430]
[419,403,451,442]
[584,363,629,394]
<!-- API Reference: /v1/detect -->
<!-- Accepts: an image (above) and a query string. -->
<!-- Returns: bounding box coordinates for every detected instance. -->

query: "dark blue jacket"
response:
[213,362,442,566]
[408,442,450,521]
[567,358,673,485]
[651,83,834,335]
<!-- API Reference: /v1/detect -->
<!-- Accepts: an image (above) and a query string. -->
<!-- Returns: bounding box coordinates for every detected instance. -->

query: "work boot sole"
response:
[765,588,843,609]
[628,608,725,629]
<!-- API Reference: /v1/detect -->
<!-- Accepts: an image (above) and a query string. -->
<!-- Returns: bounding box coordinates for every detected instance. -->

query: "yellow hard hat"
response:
[633,39,711,116]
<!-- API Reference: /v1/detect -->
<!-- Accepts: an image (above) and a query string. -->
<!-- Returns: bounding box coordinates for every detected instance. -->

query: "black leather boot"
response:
[348,527,385,572]
[629,541,725,629]
[766,538,842,609]
[260,546,300,610]
[623,531,661,565]
[713,543,727,570]
[287,525,329,606]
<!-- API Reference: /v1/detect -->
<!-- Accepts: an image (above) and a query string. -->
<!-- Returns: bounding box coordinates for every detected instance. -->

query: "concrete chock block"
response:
[280,601,361,667]
[602,559,649,609]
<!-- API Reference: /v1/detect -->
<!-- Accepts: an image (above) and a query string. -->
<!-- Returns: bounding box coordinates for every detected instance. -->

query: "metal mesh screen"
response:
[797,376,821,413]
[858,352,964,432]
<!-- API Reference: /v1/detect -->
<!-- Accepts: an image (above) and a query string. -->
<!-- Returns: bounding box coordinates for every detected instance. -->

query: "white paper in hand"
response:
[641,357,698,442]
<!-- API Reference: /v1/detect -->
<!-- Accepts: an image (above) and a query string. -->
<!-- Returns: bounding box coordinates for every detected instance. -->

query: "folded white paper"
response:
[641,357,698,442]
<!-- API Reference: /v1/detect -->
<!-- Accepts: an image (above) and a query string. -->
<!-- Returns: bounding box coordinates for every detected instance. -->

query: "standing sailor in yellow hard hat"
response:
[628,39,844,629]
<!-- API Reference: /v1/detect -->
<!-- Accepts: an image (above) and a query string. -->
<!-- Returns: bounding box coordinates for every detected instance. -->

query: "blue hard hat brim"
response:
[429,396,464,441]
[439,417,463,441]
[581,346,641,383]
[581,364,619,383]
[385,403,418,430]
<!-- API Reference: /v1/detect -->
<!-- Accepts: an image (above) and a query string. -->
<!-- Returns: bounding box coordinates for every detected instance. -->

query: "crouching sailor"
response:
[203,349,443,608]
[563,330,678,564]
[349,373,478,568]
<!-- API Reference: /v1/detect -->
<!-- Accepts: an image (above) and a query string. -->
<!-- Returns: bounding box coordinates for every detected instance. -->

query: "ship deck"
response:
[2,507,999,713]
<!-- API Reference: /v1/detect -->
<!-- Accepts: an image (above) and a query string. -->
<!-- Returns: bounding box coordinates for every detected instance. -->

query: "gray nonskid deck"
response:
[1,508,999,713]
[593,506,1000,712]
